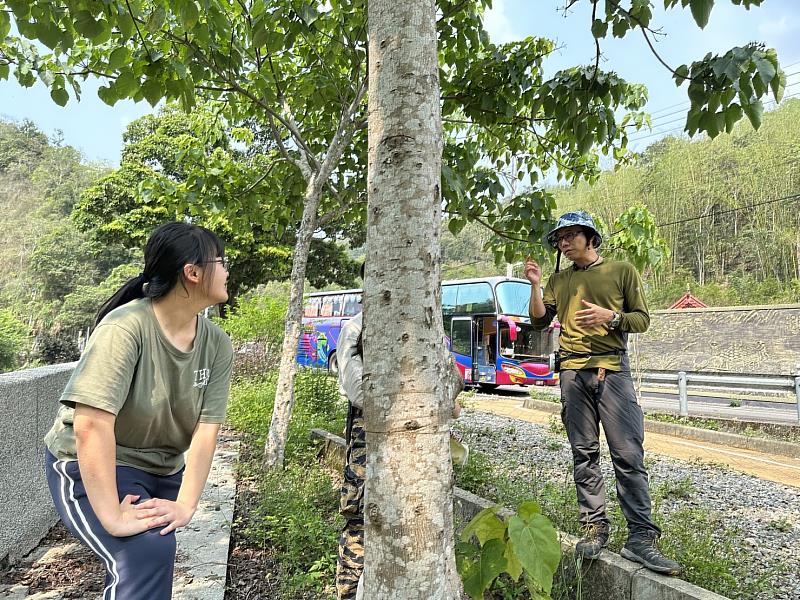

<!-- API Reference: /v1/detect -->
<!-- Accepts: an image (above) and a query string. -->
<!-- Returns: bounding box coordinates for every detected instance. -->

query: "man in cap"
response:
[524,210,682,575]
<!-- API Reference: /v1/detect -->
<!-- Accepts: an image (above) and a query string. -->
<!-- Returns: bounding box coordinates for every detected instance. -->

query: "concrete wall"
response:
[632,304,800,375]
[0,363,75,567]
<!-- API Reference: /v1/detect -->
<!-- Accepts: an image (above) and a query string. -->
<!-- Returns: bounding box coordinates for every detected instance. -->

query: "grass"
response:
[452,420,781,600]
[226,369,346,599]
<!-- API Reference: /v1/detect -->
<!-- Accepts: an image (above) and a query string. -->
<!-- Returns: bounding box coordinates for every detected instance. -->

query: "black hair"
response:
[95,222,225,326]
[582,226,602,249]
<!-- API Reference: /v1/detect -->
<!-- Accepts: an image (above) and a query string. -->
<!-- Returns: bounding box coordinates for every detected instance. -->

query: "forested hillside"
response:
[0,119,137,370]
[553,99,800,307]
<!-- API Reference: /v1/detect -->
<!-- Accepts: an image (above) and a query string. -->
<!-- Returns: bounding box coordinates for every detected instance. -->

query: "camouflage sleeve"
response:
[337,313,364,409]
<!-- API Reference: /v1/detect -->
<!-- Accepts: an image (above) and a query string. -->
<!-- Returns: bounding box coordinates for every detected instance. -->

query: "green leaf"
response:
[97,85,118,106]
[461,539,507,600]
[141,78,165,107]
[180,1,200,29]
[742,99,763,129]
[252,24,269,48]
[507,514,561,596]
[591,19,608,38]
[50,87,69,107]
[688,0,714,29]
[754,56,776,87]
[147,5,167,33]
[673,64,689,84]
[460,506,505,545]
[109,47,130,69]
[73,10,106,39]
[114,70,139,97]
[0,10,10,38]
[0,64,9,80]
[517,501,542,523]
[504,542,523,581]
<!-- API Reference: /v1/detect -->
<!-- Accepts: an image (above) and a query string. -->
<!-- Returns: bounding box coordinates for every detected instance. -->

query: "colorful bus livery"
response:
[443,277,559,388]
[298,288,362,373]
[297,277,559,387]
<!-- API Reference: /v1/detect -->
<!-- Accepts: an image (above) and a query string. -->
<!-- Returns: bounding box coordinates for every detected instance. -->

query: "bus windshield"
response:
[495,281,531,317]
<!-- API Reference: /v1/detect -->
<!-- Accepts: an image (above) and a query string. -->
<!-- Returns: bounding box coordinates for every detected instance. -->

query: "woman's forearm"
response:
[176,423,221,513]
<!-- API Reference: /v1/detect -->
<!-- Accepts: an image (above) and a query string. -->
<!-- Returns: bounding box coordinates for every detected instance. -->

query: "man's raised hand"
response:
[524,257,542,286]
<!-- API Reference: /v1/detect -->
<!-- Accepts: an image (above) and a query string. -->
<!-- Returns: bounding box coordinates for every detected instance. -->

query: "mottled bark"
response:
[363,0,460,597]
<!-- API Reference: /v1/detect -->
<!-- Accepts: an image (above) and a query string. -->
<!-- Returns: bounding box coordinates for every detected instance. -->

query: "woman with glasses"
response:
[43,221,234,600]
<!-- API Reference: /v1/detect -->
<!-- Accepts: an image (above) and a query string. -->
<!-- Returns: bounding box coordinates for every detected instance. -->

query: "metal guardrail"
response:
[638,370,800,424]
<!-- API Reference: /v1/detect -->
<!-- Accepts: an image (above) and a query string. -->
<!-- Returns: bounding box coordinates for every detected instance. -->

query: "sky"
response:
[1,1,799,164]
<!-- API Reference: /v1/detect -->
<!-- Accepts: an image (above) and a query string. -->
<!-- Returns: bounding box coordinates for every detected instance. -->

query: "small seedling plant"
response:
[456,501,561,600]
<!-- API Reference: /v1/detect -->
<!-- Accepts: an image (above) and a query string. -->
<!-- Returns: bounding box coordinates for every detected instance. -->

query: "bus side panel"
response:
[297,318,347,369]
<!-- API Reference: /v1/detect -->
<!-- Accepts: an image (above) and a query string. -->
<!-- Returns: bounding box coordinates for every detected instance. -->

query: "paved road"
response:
[467,398,800,488]
[473,384,800,425]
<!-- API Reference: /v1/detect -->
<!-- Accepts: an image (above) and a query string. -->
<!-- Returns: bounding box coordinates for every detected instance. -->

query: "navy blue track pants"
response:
[45,450,183,600]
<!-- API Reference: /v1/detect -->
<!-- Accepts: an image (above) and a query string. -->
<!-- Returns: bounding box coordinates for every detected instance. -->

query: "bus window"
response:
[450,318,472,357]
[343,293,362,316]
[320,297,334,317]
[455,283,494,314]
[495,281,532,317]
[442,285,457,332]
[304,297,321,317]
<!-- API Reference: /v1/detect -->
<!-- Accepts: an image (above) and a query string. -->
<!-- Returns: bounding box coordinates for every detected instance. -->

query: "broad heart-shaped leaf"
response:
[742,99,764,129]
[507,514,561,596]
[688,0,714,29]
[461,538,508,600]
[460,506,505,546]
[50,87,69,107]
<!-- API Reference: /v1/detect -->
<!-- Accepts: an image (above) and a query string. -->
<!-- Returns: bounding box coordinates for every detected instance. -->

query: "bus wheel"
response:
[477,383,499,392]
[327,352,339,376]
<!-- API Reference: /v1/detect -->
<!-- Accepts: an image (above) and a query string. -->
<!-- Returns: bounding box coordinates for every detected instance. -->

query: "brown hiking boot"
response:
[575,523,610,560]
[621,530,683,575]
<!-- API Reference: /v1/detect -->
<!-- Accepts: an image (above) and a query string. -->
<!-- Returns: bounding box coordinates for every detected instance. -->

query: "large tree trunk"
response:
[363,0,460,597]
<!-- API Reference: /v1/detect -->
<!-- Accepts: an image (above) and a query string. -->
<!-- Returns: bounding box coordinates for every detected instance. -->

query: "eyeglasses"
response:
[553,231,582,245]
[201,257,230,271]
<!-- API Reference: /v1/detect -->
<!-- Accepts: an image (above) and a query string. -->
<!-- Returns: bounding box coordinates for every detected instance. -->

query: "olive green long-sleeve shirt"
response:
[530,259,649,371]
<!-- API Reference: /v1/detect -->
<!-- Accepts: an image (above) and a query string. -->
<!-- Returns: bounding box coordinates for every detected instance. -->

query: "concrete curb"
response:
[310,428,729,600]
[523,397,800,459]
[172,441,239,600]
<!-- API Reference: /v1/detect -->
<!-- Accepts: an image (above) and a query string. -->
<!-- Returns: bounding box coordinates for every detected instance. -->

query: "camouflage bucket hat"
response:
[546,210,603,249]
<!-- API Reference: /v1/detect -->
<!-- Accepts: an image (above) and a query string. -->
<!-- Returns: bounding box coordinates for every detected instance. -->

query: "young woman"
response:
[43,221,234,599]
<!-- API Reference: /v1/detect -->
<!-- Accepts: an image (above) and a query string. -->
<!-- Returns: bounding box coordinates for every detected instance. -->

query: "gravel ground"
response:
[454,408,800,600]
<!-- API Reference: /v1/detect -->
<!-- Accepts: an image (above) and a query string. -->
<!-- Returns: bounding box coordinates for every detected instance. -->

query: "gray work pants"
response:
[560,368,660,536]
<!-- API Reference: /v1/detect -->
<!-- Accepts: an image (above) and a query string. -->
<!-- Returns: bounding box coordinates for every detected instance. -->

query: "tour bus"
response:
[297,276,560,388]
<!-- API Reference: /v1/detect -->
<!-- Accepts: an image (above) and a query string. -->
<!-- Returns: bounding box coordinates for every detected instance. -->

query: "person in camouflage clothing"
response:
[336,307,365,600]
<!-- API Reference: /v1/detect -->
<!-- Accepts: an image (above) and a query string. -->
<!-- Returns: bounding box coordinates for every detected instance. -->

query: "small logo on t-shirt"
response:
[193,368,211,388]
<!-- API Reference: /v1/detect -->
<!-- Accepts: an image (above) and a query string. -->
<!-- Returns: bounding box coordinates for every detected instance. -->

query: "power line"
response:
[655,192,800,229]
[628,90,800,143]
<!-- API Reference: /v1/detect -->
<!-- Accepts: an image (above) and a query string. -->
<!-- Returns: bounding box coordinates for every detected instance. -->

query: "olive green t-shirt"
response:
[530,259,649,371]
[44,298,234,475]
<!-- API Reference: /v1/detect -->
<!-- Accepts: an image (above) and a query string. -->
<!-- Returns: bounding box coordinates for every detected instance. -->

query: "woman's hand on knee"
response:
[133,498,196,535]
[105,494,163,537]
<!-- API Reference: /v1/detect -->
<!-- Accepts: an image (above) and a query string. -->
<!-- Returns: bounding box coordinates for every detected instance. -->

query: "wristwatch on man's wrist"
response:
[609,311,622,329]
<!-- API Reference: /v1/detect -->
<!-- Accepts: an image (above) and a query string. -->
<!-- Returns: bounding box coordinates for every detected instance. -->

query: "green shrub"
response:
[219,293,288,345]
[0,308,29,372]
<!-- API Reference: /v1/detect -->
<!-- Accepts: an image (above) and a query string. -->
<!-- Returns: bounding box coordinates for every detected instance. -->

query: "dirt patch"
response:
[0,522,104,598]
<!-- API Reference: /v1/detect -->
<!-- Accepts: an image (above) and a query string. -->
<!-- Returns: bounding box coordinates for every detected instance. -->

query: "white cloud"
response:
[483,0,519,44]
[758,15,800,37]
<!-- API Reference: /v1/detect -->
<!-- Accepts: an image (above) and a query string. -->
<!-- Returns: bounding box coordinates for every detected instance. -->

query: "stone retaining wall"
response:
[632,304,800,375]
[0,363,75,567]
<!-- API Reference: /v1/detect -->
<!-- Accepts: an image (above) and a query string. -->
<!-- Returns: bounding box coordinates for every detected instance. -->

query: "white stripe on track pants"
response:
[44,449,183,600]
